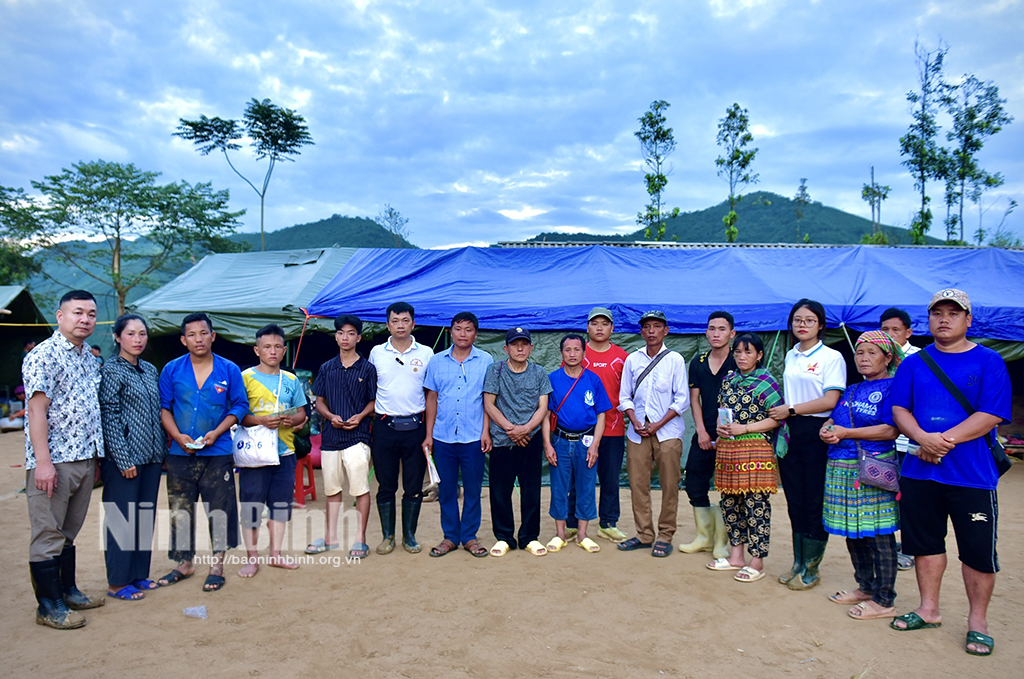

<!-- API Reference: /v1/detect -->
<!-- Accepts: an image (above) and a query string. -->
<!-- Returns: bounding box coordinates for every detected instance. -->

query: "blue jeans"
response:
[567,435,623,528]
[434,440,485,545]
[549,435,598,522]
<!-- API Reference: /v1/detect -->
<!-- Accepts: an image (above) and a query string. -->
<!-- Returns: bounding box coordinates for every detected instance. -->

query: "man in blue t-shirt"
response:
[542,334,612,553]
[158,313,249,592]
[885,289,1011,657]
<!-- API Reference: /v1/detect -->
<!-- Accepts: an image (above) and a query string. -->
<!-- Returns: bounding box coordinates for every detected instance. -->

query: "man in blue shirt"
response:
[542,334,612,553]
[422,312,494,558]
[886,289,1011,657]
[157,313,249,592]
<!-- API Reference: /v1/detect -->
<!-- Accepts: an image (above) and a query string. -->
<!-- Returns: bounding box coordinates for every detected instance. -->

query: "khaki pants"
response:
[27,458,96,562]
[627,435,683,544]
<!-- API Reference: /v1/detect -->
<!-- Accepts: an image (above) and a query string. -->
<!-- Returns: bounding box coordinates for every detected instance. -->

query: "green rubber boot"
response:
[778,531,804,585]
[375,502,396,555]
[788,536,828,590]
[711,507,731,560]
[678,506,716,554]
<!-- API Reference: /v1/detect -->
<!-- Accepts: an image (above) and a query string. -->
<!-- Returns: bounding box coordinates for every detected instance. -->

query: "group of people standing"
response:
[22,288,1011,658]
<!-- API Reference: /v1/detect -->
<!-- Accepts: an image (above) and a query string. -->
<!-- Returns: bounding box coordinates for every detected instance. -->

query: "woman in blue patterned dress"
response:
[819,330,904,620]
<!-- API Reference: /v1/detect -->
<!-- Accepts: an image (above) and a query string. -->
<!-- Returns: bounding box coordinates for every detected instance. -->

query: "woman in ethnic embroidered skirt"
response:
[819,330,903,620]
[705,333,784,583]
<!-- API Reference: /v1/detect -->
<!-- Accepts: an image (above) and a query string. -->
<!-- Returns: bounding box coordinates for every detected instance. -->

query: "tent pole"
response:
[839,322,856,353]
[765,330,782,373]
[292,311,311,371]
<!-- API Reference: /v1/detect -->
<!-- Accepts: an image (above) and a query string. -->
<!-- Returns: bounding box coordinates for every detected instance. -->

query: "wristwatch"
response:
[788,406,796,417]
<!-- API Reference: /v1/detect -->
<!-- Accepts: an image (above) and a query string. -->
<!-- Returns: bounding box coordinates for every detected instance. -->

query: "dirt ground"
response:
[1,431,1021,679]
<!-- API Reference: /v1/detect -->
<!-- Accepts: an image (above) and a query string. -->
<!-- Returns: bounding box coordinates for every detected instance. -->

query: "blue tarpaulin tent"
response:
[306,245,1024,342]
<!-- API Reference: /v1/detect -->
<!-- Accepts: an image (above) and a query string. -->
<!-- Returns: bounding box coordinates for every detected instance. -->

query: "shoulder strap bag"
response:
[631,349,670,399]
[846,397,901,495]
[918,350,1011,477]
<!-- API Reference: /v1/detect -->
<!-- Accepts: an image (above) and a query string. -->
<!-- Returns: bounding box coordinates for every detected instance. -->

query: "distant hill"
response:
[230,214,417,250]
[529,191,942,245]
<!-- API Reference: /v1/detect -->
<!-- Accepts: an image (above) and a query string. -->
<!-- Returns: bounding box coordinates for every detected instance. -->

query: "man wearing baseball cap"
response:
[617,310,690,558]
[482,327,552,557]
[885,289,1011,657]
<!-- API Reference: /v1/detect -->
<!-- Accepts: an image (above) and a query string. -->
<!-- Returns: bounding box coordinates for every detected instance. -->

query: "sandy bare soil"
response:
[1,431,1021,678]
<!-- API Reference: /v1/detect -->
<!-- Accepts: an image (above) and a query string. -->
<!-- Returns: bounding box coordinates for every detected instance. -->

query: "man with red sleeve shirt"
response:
[565,307,629,544]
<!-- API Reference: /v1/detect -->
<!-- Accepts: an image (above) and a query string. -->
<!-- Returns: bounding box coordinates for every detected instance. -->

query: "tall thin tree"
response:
[716,103,759,243]
[635,100,680,241]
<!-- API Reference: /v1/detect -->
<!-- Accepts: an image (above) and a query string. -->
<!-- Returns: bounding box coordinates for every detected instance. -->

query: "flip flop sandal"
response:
[349,542,370,558]
[305,538,340,554]
[546,536,568,552]
[464,540,489,558]
[525,540,548,556]
[490,540,510,557]
[429,539,457,557]
[577,537,601,553]
[848,602,896,620]
[734,566,766,582]
[158,569,193,586]
[966,631,994,656]
[706,557,742,571]
[829,590,872,604]
[132,579,160,590]
[108,584,144,600]
[890,612,942,631]
[203,574,226,592]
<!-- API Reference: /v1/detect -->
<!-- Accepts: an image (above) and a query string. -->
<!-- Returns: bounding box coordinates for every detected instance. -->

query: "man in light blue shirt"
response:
[422,312,494,557]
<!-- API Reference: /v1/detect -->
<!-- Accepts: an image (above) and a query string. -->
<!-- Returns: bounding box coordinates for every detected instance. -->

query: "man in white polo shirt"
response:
[369,301,434,555]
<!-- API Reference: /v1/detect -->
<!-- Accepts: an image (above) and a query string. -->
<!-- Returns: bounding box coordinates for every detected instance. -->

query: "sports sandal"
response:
[577,537,601,553]
[464,540,489,558]
[546,536,568,552]
[490,540,510,557]
[617,537,653,551]
[651,541,672,557]
[525,540,548,556]
[734,566,766,582]
[429,539,457,557]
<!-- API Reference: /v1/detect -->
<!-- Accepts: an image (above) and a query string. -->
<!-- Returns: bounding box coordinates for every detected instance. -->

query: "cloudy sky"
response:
[2,0,1021,248]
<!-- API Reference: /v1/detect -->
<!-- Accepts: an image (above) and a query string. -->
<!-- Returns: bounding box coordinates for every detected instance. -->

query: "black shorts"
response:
[899,476,999,573]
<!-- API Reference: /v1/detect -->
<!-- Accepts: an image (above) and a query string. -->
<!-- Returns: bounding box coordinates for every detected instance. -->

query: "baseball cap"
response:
[505,327,532,344]
[928,288,971,313]
[587,306,613,323]
[638,310,668,325]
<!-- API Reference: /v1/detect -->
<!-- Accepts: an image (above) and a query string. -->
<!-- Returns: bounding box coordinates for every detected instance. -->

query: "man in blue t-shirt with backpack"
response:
[885,289,1011,657]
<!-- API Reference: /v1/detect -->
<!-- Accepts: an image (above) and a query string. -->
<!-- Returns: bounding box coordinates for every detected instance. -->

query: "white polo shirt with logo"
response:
[369,336,434,416]
[782,341,847,417]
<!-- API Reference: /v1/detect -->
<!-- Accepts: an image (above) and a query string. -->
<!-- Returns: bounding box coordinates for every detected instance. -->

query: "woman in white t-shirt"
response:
[768,299,847,591]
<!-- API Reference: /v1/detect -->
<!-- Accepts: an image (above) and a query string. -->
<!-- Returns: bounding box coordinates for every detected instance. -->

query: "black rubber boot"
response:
[778,531,804,585]
[59,545,104,610]
[402,499,422,554]
[30,559,86,629]
[375,502,396,555]
[788,536,828,590]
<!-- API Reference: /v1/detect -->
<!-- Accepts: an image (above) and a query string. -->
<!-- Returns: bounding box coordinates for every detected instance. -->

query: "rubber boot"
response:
[788,536,828,590]
[711,508,731,560]
[375,502,396,555]
[778,531,804,585]
[402,499,422,554]
[59,545,104,610]
[30,559,86,629]
[678,506,716,554]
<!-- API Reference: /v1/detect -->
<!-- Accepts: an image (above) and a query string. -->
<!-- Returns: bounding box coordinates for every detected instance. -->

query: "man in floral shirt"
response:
[23,290,105,629]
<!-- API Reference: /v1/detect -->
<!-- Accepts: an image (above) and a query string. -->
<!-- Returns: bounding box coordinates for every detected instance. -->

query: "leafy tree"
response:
[899,41,951,244]
[0,190,42,284]
[716,103,759,243]
[175,98,314,251]
[375,204,410,247]
[942,75,1013,243]
[635,100,680,241]
[794,178,811,242]
[861,166,891,237]
[0,160,244,315]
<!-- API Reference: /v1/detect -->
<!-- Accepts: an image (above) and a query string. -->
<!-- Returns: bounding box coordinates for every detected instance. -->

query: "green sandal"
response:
[966,631,994,656]
[890,612,942,631]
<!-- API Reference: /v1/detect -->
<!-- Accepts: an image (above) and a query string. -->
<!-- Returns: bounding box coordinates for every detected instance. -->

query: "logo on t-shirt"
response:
[584,389,595,406]
[967,374,979,386]
[805,363,819,374]
[868,391,883,404]
[214,380,227,394]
